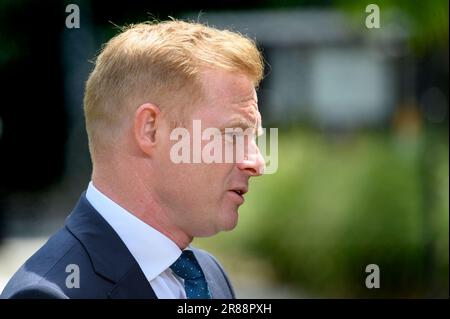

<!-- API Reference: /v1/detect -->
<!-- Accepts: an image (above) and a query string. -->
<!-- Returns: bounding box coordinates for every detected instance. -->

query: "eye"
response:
[224,131,246,143]
[224,132,236,144]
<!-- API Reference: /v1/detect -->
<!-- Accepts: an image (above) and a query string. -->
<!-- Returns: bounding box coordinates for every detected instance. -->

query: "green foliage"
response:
[338,0,449,52]
[195,128,448,297]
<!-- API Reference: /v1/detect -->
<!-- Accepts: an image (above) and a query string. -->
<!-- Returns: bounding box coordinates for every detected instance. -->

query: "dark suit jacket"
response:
[1,193,235,299]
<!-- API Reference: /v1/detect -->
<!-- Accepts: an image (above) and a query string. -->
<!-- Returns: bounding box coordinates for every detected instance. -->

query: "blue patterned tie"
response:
[170,250,212,299]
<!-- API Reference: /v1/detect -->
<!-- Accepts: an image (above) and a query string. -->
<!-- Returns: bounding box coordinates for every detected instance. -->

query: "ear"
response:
[134,103,161,156]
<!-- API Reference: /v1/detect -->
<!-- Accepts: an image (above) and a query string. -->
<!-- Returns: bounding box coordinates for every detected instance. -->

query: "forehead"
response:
[199,69,258,104]
[195,69,261,128]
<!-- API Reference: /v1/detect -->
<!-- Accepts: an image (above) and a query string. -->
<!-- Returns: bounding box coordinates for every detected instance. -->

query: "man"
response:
[1,20,265,299]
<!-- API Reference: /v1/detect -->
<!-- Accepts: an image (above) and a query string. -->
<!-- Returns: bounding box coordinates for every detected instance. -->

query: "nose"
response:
[236,139,266,176]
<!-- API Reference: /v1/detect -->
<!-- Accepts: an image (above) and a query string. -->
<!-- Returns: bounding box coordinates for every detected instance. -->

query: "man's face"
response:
[153,70,265,238]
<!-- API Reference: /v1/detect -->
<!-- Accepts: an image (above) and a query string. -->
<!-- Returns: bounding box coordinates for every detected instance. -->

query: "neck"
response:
[91,164,193,249]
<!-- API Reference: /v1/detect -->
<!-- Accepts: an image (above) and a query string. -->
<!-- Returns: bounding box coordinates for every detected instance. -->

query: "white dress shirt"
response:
[86,181,187,299]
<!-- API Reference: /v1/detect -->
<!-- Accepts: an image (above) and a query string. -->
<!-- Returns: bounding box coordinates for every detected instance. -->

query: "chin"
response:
[219,208,239,232]
[194,208,239,237]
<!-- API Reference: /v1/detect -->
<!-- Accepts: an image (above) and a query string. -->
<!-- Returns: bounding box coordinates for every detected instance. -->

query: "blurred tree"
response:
[337,0,449,51]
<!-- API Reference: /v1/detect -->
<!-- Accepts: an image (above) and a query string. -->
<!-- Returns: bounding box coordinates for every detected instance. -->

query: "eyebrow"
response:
[220,117,263,136]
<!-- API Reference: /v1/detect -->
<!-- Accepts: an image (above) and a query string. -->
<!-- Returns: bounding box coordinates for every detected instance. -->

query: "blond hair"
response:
[84,20,264,160]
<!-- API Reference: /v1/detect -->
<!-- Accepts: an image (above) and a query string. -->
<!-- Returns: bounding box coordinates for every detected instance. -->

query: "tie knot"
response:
[170,250,204,280]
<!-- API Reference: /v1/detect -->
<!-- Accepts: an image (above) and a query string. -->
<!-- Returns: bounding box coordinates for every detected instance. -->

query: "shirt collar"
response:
[86,181,182,282]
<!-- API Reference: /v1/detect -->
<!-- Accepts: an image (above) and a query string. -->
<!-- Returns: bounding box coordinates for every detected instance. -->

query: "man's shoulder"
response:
[1,226,112,299]
[190,247,225,270]
[191,247,236,299]
[1,227,76,298]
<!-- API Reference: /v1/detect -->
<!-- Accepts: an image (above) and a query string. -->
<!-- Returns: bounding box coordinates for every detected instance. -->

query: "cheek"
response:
[188,163,234,204]
[205,163,234,182]
[158,135,234,201]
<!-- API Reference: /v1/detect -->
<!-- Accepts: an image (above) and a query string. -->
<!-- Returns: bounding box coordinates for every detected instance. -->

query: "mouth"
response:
[230,187,248,197]
[228,186,248,204]
[231,190,244,196]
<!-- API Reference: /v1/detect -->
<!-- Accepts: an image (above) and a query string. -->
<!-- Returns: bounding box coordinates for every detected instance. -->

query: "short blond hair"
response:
[84,20,264,159]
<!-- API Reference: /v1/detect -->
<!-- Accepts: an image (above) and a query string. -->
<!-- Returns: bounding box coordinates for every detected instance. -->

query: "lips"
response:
[228,186,248,204]
[228,191,244,204]
[229,186,248,196]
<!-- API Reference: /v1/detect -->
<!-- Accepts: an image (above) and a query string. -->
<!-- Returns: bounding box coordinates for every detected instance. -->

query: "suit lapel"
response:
[107,265,157,299]
[193,249,230,299]
[65,192,157,299]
